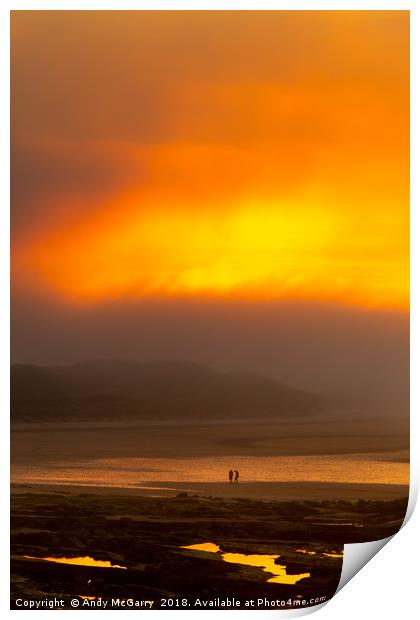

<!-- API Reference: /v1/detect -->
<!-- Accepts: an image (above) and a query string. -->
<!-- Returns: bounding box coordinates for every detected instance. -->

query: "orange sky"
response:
[11,11,409,309]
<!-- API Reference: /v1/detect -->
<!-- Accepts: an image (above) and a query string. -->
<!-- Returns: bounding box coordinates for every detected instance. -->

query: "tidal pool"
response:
[296,548,343,559]
[296,549,316,555]
[181,542,310,585]
[22,555,127,569]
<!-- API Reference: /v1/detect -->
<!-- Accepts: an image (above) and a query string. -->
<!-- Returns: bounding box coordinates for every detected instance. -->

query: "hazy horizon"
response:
[12,295,409,411]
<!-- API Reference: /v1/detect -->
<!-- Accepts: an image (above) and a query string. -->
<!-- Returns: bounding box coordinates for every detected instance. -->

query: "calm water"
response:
[180,543,311,585]
[11,450,409,488]
[22,555,127,570]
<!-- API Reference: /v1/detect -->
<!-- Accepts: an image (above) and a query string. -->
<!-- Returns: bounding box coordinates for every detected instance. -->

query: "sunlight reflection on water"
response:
[11,451,409,487]
[181,543,311,585]
[22,555,127,569]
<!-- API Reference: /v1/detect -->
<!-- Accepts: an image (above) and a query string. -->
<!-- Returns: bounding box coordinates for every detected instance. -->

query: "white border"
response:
[1,2,417,619]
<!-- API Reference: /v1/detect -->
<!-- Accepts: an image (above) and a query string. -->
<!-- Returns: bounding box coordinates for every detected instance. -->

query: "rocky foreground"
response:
[10,490,408,610]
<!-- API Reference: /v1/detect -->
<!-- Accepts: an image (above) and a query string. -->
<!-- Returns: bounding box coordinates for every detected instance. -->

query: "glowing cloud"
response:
[11,11,409,310]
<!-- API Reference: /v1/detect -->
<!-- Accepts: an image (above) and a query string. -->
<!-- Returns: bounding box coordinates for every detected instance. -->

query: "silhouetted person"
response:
[234,470,239,484]
[229,469,233,484]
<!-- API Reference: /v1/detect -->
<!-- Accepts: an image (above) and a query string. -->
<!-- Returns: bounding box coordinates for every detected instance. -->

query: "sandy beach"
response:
[11,417,409,462]
[10,416,409,611]
[11,480,409,501]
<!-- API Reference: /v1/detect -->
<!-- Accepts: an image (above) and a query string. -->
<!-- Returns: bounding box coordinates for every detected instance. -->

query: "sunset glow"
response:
[11,11,409,310]
[17,186,408,308]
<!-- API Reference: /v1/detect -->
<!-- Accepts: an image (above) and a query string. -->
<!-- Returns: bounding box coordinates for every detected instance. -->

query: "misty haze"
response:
[11,10,409,610]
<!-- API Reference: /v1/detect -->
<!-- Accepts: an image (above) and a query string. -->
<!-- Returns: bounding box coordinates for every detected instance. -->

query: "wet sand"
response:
[11,417,409,609]
[12,480,409,502]
[11,417,409,463]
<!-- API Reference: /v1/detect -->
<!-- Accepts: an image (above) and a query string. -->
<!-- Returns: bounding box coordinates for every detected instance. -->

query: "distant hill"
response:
[11,360,323,422]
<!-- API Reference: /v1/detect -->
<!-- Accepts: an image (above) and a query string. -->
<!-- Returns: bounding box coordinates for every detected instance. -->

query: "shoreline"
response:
[11,480,409,501]
[11,479,409,608]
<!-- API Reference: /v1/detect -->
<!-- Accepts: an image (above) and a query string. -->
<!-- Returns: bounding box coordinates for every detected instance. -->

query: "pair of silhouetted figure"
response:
[229,469,239,484]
